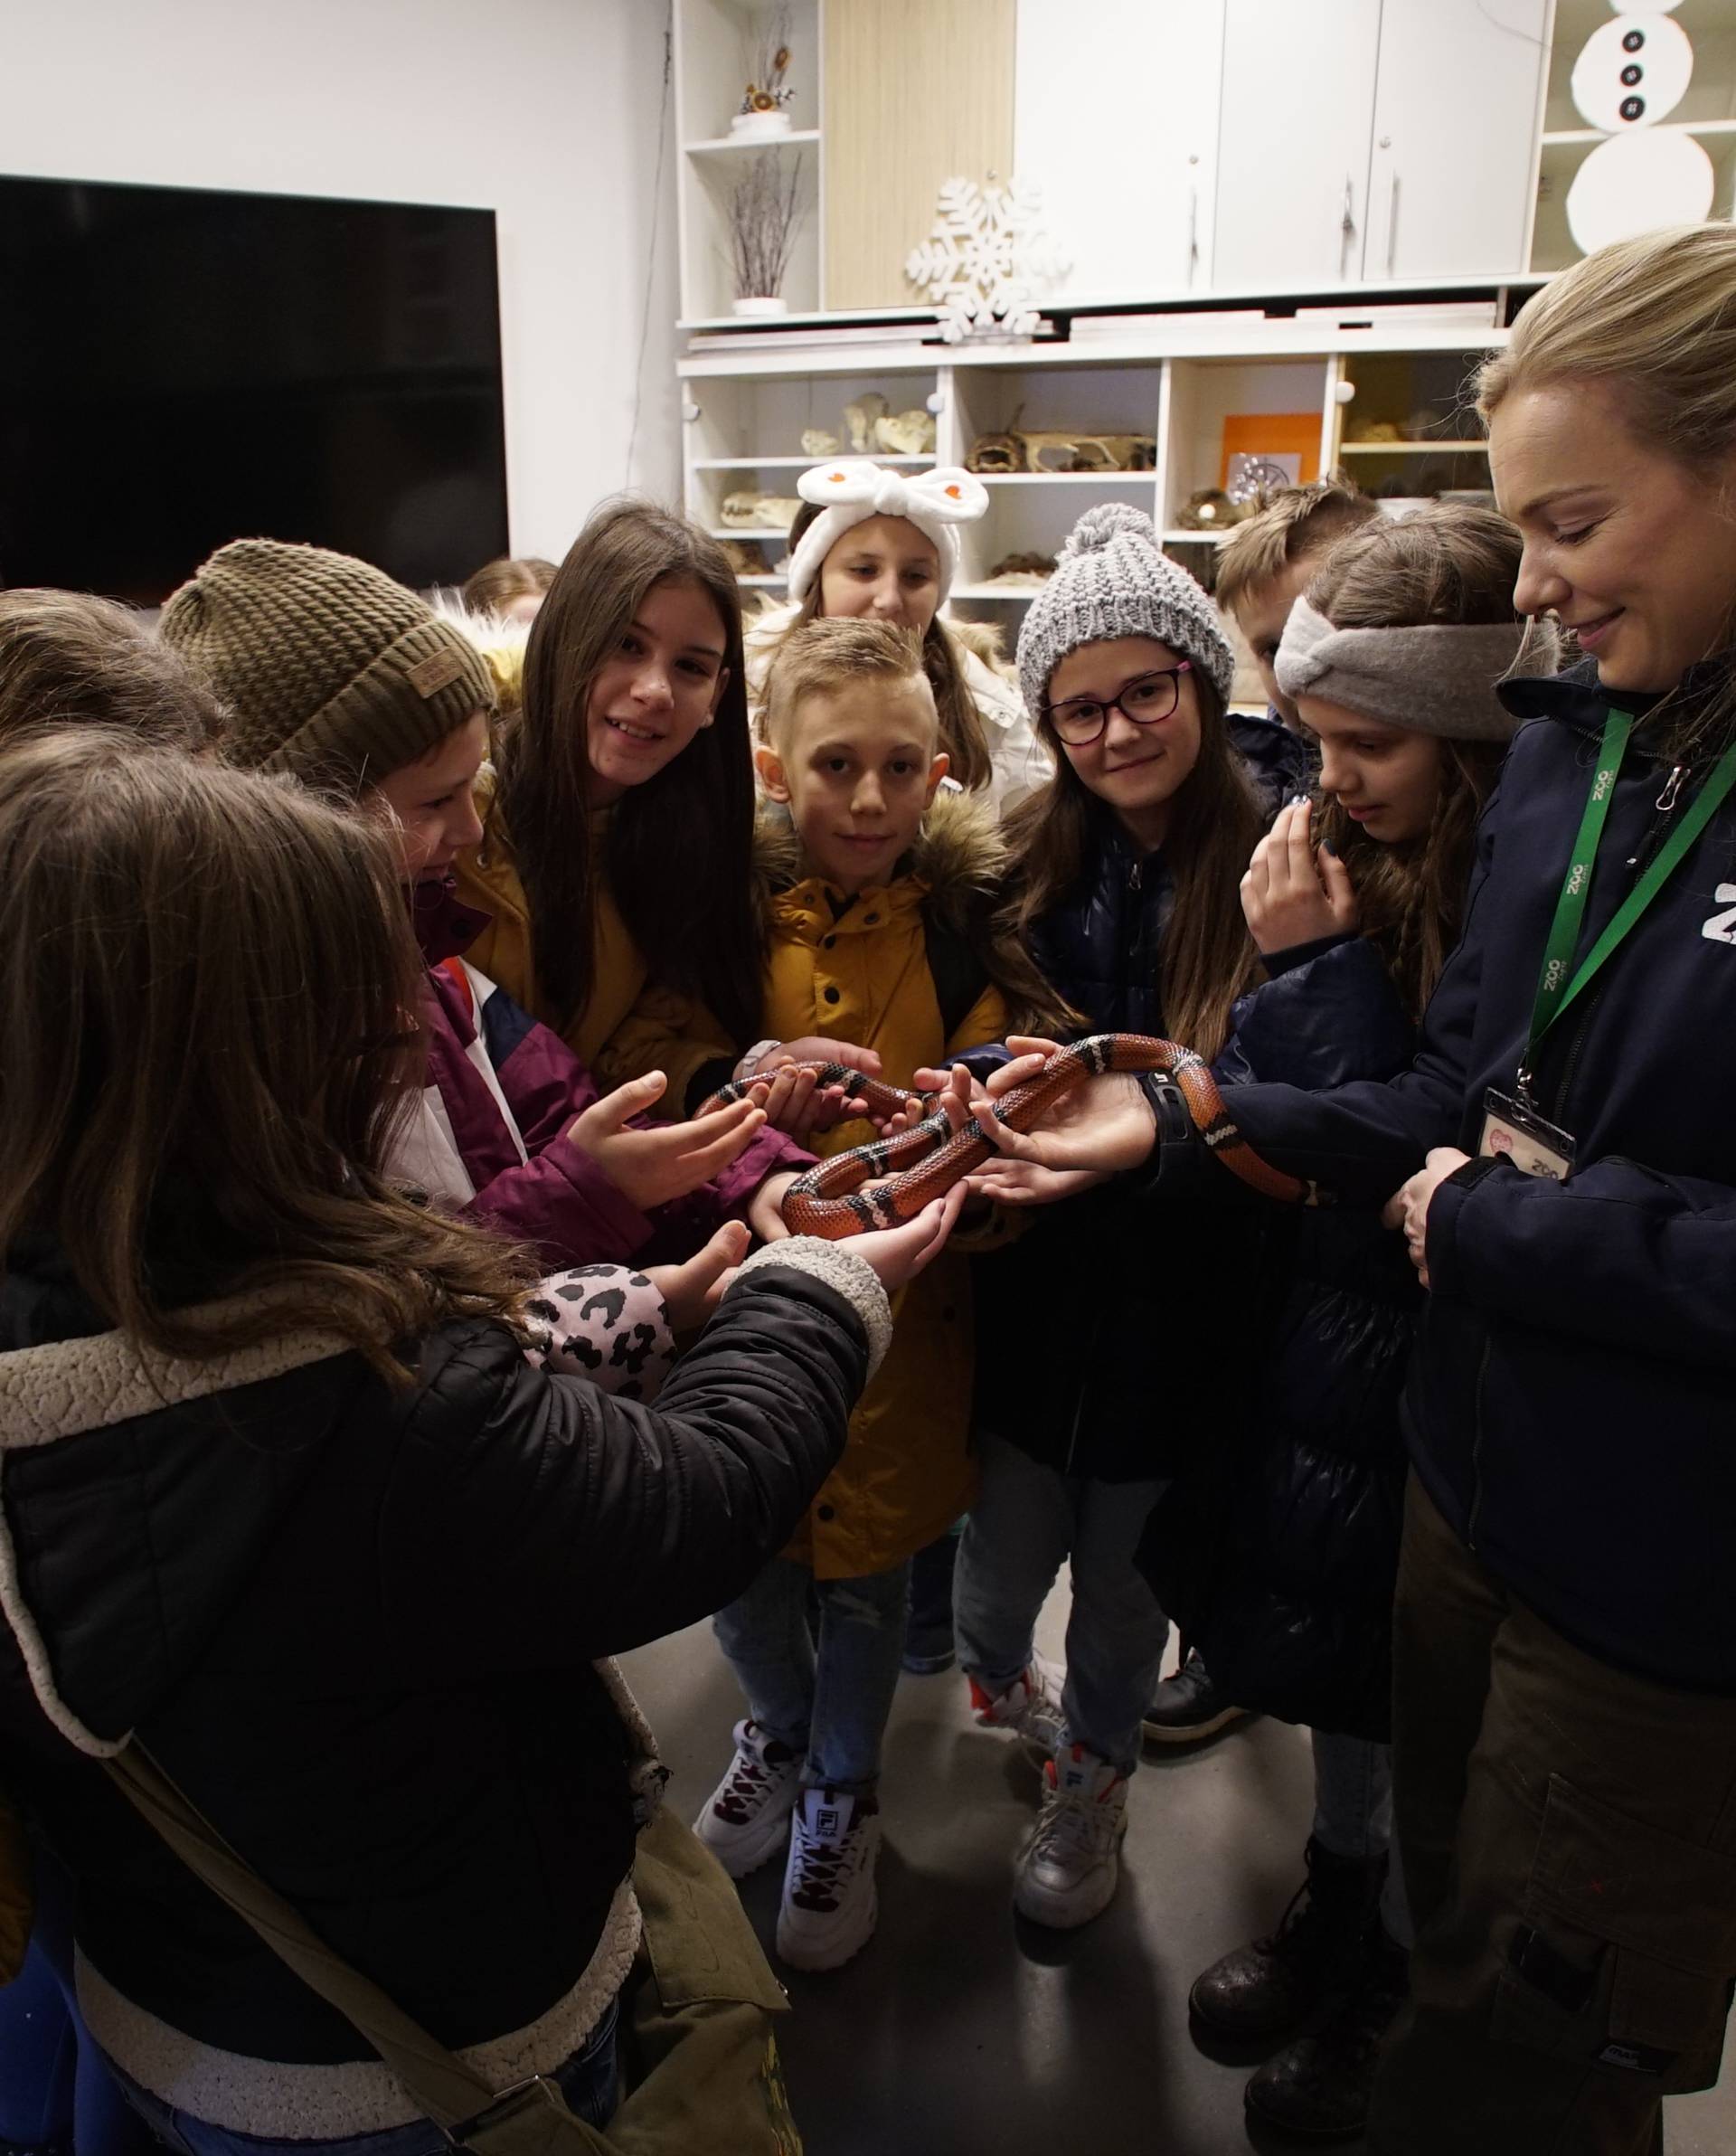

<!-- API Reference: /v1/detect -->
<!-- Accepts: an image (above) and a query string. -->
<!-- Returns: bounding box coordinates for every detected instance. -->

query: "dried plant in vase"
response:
[731,8,796,140]
[730,151,804,316]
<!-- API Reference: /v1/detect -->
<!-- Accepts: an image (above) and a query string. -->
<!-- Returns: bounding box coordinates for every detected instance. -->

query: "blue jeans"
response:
[1312,1728,1413,1946]
[104,2001,619,2156]
[0,1843,157,2156]
[954,1433,1170,1776]
[713,1556,910,1792]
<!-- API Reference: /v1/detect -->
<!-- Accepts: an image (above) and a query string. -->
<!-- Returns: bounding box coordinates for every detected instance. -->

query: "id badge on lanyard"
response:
[1495,707,1736,1180]
[1478,1091,1576,1181]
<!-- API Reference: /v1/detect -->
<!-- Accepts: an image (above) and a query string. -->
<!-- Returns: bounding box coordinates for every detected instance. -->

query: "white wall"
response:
[0,0,683,561]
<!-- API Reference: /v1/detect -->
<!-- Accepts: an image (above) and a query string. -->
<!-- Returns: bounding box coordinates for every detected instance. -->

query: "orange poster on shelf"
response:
[1220,414,1323,491]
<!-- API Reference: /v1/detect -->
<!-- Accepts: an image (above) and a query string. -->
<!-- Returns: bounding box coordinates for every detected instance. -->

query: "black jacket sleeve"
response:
[1217,936,1417,1093]
[1181,782,1505,1207]
[1428,1152,1736,1369]
[377,1255,879,1668]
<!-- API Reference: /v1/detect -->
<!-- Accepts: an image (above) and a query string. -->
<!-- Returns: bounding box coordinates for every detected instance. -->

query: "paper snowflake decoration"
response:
[905,176,1071,345]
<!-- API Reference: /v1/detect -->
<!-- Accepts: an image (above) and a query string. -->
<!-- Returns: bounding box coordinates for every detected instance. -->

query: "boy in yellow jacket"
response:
[693,619,1065,1972]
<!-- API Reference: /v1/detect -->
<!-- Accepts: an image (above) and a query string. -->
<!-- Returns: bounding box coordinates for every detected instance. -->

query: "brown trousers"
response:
[1368,1476,1736,2156]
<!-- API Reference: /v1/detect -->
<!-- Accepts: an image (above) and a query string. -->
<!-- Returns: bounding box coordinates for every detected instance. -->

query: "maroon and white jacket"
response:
[392,877,809,1281]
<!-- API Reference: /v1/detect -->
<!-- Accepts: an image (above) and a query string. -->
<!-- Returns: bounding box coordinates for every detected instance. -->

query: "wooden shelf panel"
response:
[1338,440,1488,455]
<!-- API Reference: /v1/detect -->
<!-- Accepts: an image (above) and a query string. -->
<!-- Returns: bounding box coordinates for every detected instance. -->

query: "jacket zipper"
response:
[1546,762,1687,1128]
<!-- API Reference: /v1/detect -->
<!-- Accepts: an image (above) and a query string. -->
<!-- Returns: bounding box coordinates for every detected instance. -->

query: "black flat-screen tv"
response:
[0,174,509,603]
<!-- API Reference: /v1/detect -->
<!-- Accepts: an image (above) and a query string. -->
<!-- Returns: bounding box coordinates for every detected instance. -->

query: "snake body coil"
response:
[703,1034,1314,1239]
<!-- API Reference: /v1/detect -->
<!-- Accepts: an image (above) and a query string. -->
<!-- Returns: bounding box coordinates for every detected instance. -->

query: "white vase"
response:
[730,109,793,142]
[731,295,788,317]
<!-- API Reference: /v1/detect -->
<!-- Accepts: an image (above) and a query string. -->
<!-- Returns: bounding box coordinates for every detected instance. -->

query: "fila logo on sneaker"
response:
[1702,884,1736,944]
[816,1806,840,1837]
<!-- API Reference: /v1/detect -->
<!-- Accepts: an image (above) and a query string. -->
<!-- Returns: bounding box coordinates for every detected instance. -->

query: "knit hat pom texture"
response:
[1016,503,1235,717]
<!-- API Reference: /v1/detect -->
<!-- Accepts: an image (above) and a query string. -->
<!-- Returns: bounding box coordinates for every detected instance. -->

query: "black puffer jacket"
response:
[0,1240,883,2137]
[1181,658,1736,1694]
[1140,933,1421,1739]
[974,756,1302,1484]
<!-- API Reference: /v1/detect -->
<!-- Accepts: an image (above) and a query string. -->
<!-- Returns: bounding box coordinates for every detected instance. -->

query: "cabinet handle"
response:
[1387,173,1401,277]
[1187,187,1199,288]
[1340,175,1356,278]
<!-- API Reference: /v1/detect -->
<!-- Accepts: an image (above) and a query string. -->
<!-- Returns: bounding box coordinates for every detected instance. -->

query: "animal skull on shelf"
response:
[967,432,1026,474]
[1020,431,1156,474]
[844,393,890,452]
[721,490,802,531]
[873,408,938,456]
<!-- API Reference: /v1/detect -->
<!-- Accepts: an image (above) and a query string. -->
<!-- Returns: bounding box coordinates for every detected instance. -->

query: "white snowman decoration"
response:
[1565,4,1716,256]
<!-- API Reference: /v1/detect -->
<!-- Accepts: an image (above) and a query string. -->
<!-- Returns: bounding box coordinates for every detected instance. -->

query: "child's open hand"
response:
[645,1220,752,1332]
[571,1073,765,1209]
[744,1037,882,1138]
[841,1182,967,1293]
[746,1169,800,1243]
[1241,800,1359,958]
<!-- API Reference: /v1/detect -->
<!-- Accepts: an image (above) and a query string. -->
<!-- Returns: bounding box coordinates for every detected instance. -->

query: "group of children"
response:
[0,445,1538,2152]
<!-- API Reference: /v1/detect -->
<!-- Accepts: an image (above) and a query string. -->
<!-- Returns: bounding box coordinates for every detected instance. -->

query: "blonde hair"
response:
[785,499,993,790]
[1306,503,1519,1015]
[1477,223,1736,465]
[762,617,936,756]
[1478,224,1736,756]
[0,732,533,1376]
[1214,477,1380,618]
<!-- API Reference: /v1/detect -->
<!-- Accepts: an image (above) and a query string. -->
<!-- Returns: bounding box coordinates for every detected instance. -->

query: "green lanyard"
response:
[1521,707,1736,1096]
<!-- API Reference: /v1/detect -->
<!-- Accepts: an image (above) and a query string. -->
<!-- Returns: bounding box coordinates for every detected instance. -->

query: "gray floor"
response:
[621,1593,1736,2156]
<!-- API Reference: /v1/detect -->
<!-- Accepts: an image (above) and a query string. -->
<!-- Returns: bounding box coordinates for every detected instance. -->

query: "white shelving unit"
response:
[675,0,825,325]
[680,318,1512,616]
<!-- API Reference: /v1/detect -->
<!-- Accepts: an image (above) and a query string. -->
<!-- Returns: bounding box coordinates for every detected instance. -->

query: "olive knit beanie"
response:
[159,539,497,786]
[1016,504,1236,717]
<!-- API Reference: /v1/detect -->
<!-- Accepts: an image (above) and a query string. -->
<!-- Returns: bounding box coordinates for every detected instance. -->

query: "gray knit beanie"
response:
[1017,504,1235,717]
[160,538,497,787]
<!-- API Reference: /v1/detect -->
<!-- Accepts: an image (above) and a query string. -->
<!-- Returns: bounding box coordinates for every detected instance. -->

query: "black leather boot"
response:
[1243,1921,1410,2141]
[1188,1837,1386,2040]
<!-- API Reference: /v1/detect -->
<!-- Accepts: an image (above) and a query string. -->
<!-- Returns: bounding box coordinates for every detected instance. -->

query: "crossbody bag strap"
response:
[102,1745,609,2151]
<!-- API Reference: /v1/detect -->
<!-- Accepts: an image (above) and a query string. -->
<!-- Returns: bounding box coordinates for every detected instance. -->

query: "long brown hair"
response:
[0,588,224,748]
[1305,504,1518,1016]
[0,733,533,1376]
[1004,667,1261,1062]
[788,499,994,792]
[497,498,763,1045]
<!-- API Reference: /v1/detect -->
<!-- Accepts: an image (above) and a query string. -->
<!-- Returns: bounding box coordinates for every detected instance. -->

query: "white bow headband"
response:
[786,459,989,606]
[1275,596,1549,742]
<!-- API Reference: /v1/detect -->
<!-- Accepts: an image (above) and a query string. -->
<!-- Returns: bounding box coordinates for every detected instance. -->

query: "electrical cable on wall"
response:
[626,5,674,491]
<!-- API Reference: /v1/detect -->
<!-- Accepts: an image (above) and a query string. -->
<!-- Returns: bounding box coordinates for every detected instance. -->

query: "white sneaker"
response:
[1013,1745,1129,1929]
[693,1720,802,1879]
[968,1656,1065,1765]
[775,1786,882,1972]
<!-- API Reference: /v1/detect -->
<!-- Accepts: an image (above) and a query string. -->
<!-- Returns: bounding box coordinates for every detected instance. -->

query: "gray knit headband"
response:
[1274,598,1535,742]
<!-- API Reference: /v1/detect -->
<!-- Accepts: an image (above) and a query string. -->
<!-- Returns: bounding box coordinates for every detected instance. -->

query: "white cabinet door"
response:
[1365,0,1549,279]
[1014,0,1224,299]
[1212,0,1382,288]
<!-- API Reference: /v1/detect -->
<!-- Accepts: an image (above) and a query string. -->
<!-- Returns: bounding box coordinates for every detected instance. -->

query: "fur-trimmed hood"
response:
[433,595,532,716]
[752,787,1071,1037]
[752,777,1005,914]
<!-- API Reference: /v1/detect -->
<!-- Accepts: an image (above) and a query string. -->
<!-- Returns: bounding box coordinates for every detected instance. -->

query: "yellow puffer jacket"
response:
[756,790,1020,1579]
[452,767,737,1110]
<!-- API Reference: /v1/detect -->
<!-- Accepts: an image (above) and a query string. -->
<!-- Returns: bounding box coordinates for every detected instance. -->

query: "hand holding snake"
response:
[701,1033,1318,1241]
